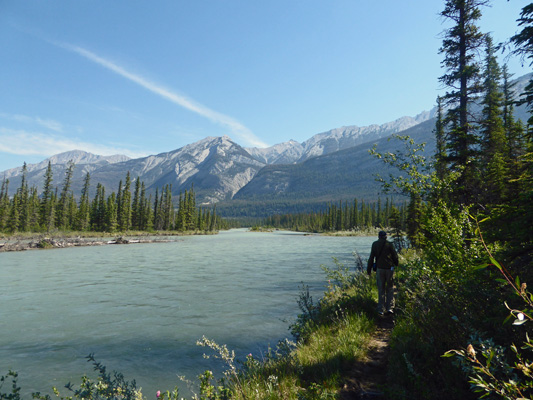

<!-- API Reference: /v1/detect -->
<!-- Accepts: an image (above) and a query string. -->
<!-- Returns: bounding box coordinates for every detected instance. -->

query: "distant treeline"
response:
[0,161,226,234]
[259,197,407,233]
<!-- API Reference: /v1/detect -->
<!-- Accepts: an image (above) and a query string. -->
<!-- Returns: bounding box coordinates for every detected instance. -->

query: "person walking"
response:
[367,230,399,315]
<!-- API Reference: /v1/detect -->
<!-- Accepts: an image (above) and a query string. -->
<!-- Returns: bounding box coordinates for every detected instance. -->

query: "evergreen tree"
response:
[175,191,184,231]
[144,192,154,231]
[166,184,175,230]
[40,161,56,232]
[139,183,152,231]
[28,187,41,231]
[389,205,407,250]
[439,0,488,204]
[131,177,141,230]
[90,183,106,231]
[434,96,448,180]
[17,163,30,232]
[153,188,160,230]
[0,177,10,231]
[505,5,533,249]
[9,193,20,233]
[511,4,533,128]
[480,35,507,204]
[118,172,132,231]
[209,205,218,231]
[186,184,197,230]
[77,172,91,231]
[106,192,118,232]
[57,161,75,230]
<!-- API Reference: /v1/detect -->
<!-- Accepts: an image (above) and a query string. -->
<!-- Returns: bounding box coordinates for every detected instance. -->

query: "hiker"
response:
[367,230,399,315]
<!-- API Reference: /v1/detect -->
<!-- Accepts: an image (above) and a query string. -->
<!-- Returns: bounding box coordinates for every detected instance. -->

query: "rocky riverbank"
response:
[0,235,176,252]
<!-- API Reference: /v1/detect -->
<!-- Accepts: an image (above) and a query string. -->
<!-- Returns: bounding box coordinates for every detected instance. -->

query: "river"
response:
[0,229,374,398]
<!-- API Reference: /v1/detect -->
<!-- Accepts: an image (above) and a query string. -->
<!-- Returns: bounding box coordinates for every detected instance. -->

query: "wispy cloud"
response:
[0,128,148,159]
[54,41,269,148]
[0,112,64,132]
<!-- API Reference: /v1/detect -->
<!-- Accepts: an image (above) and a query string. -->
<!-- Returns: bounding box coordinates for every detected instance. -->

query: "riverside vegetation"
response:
[2,0,533,399]
[0,165,227,235]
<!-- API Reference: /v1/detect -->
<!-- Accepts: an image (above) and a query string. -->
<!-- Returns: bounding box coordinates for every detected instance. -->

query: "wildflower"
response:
[513,312,527,325]
[521,282,527,295]
[248,353,252,357]
[467,344,476,360]
[156,390,161,398]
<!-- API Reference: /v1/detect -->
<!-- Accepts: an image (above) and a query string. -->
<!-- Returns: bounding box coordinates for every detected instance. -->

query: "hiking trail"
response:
[339,314,394,399]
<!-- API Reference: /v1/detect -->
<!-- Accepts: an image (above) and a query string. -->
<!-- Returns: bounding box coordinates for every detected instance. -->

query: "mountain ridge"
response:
[1,110,436,204]
[2,72,531,214]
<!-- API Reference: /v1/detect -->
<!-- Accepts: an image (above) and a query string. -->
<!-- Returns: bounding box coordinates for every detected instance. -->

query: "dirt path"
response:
[339,314,394,399]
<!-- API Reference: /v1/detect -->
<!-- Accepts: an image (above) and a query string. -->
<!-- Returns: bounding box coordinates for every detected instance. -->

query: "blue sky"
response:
[0,0,528,171]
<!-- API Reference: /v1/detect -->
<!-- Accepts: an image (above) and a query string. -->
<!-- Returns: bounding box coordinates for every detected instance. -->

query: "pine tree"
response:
[40,161,56,232]
[480,35,507,204]
[9,193,20,233]
[28,187,40,231]
[144,193,154,231]
[186,184,197,230]
[77,172,91,231]
[57,161,75,230]
[506,4,533,248]
[106,192,118,232]
[17,163,30,232]
[389,205,407,250]
[90,183,106,231]
[511,4,533,128]
[131,177,141,230]
[118,172,132,231]
[439,0,488,204]
[0,177,10,231]
[434,96,448,180]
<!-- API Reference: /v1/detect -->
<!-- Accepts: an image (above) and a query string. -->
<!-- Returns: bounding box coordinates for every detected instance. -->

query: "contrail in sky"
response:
[56,42,268,148]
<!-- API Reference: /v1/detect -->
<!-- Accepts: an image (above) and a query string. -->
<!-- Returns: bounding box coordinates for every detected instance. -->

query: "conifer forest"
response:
[0,162,225,233]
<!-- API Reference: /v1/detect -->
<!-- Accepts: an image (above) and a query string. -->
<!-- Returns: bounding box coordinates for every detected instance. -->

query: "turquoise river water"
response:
[0,229,374,398]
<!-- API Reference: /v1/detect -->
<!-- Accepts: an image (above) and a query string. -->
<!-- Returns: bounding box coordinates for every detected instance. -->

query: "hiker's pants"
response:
[377,268,394,312]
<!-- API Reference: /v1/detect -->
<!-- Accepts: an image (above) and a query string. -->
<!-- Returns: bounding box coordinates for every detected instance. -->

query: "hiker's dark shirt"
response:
[367,238,399,274]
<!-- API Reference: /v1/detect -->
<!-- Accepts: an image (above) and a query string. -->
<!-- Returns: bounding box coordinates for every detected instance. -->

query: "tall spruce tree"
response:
[434,96,448,180]
[57,161,75,230]
[0,178,9,231]
[508,3,533,248]
[511,4,533,128]
[439,0,488,204]
[480,35,507,204]
[40,161,56,232]
[17,163,30,232]
[90,183,106,231]
[131,177,141,230]
[77,172,91,231]
[106,192,118,232]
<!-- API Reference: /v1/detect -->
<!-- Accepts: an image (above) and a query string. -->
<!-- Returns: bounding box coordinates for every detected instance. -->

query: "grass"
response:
[202,264,379,400]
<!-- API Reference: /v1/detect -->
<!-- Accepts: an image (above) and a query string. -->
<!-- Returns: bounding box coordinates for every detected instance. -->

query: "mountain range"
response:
[2,73,531,217]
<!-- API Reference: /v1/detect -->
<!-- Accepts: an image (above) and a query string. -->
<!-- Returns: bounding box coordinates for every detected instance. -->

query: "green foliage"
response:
[441,229,533,399]
[0,167,224,235]
[384,204,506,400]
[33,354,142,400]
[260,196,406,235]
[0,371,21,400]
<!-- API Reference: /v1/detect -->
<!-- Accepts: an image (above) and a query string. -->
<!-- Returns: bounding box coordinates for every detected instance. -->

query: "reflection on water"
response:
[0,229,373,397]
